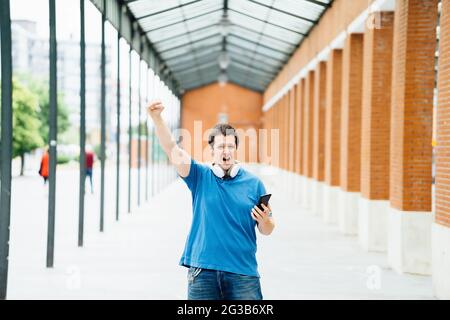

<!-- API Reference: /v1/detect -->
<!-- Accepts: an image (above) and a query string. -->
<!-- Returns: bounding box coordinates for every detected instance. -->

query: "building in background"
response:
[8,20,115,146]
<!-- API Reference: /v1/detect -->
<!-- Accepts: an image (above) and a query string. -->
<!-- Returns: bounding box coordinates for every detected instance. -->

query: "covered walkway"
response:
[1,0,450,300]
[6,165,433,299]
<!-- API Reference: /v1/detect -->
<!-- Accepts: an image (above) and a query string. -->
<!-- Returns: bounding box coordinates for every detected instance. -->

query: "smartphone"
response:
[257,194,272,211]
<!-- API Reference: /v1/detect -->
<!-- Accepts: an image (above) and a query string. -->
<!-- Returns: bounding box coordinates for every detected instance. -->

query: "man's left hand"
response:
[251,203,275,235]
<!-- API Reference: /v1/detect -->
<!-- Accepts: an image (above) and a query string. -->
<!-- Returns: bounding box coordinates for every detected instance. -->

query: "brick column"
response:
[324,49,343,224]
[287,86,297,200]
[273,100,280,169]
[434,0,450,299]
[269,105,279,168]
[282,93,290,194]
[284,93,290,172]
[359,12,395,252]
[295,80,305,205]
[339,33,364,234]
[289,87,296,173]
[312,61,327,216]
[303,70,315,178]
[260,107,272,165]
[313,62,327,182]
[279,97,284,170]
[388,0,438,275]
[302,70,315,209]
[295,80,305,176]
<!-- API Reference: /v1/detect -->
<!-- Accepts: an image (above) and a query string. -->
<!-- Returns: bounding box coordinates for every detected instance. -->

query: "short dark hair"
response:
[208,123,239,148]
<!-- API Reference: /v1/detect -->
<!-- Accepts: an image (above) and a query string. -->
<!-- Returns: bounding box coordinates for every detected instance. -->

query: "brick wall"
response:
[340,34,363,193]
[303,70,315,178]
[390,0,438,211]
[313,61,327,182]
[283,94,290,171]
[272,99,280,168]
[436,0,450,227]
[181,82,262,163]
[289,87,296,173]
[360,12,394,200]
[295,80,305,175]
[264,0,376,104]
[325,49,343,187]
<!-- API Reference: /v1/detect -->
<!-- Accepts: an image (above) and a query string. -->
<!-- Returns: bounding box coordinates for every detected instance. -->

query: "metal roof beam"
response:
[159,33,221,54]
[153,23,218,45]
[247,0,317,24]
[227,48,282,69]
[230,23,298,46]
[89,0,180,95]
[170,51,222,70]
[145,8,223,34]
[228,8,307,36]
[228,33,291,55]
[136,0,202,21]
[163,44,223,62]
[304,0,331,8]
[227,42,284,63]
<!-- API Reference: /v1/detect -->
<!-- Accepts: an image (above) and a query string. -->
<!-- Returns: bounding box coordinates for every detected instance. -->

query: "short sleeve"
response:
[257,179,267,197]
[180,158,202,194]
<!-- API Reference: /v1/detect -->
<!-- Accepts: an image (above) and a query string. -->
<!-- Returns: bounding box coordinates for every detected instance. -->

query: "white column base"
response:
[309,179,317,212]
[278,168,287,195]
[358,197,389,252]
[288,171,297,201]
[432,222,450,299]
[323,185,339,224]
[338,190,359,235]
[311,181,325,216]
[388,207,432,275]
[280,169,288,195]
[293,174,304,204]
[302,177,313,210]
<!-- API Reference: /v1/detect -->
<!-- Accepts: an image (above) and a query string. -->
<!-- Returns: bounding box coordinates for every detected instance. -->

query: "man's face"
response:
[212,135,237,171]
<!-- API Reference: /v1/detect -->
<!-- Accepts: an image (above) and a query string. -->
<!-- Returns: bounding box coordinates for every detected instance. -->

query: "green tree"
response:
[16,73,70,144]
[11,78,45,175]
[130,121,148,136]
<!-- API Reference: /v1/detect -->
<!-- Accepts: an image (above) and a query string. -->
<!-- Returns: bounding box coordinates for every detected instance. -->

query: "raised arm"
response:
[147,100,191,178]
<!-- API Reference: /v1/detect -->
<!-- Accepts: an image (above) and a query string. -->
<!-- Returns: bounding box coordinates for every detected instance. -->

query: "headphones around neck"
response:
[210,162,241,180]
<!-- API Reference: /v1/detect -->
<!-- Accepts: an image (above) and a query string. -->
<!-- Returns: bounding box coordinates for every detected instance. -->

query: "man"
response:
[147,100,275,300]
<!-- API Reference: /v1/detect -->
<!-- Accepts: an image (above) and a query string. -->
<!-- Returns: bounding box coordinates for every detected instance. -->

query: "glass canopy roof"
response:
[124,0,332,92]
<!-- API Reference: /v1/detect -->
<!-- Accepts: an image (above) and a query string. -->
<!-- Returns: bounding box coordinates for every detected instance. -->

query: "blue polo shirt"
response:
[179,158,267,277]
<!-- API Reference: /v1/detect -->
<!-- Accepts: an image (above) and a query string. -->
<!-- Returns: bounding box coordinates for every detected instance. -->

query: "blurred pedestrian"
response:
[85,145,95,194]
[39,147,49,185]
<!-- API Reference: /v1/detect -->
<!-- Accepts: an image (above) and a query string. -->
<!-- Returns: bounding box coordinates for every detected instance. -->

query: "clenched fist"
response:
[147,100,164,119]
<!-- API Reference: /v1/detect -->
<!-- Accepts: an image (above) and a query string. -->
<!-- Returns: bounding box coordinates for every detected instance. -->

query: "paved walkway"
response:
[6,163,434,299]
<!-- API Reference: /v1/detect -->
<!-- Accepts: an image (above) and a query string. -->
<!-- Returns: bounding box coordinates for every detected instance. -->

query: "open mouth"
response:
[222,156,231,162]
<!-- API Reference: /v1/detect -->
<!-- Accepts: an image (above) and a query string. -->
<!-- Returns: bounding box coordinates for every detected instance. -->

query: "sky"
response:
[11,0,103,43]
[9,0,179,128]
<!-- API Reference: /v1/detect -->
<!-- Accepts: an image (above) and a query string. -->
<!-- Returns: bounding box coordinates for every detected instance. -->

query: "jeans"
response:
[187,267,263,300]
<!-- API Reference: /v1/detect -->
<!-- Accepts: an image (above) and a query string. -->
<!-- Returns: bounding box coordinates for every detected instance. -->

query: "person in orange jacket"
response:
[39,148,50,184]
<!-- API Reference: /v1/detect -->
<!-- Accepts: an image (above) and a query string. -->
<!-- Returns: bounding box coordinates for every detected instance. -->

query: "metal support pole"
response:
[99,0,106,232]
[47,0,58,268]
[78,0,86,247]
[128,45,132,213]
[151,127,155,197]
[115,5,122,221]
[137,58,142,207]
[0,0,13,300]
[145,68,149,202]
